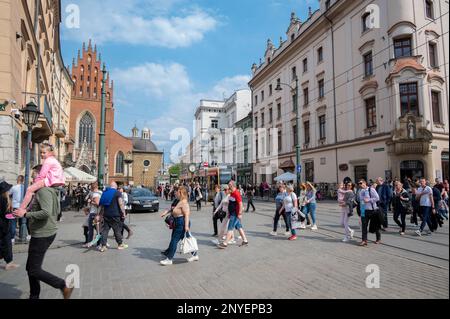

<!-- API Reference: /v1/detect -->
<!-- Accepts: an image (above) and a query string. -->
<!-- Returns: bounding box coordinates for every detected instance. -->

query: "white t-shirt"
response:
[89,191,102,215]
[10,184,24,209]
[283,192,297,213]
[417,186,433,207]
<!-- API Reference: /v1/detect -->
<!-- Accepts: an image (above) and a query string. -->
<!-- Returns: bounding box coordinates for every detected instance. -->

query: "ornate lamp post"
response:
[275,76,301,194]
[124,157,134,186]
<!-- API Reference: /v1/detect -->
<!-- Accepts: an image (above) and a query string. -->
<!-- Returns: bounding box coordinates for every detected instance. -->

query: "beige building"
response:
[0,0,71,182]
[249,0,449,187]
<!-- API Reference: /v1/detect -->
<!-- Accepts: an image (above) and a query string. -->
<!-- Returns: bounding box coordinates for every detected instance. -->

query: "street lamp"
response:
[124,158,133,186]
[275,76,301,194]
[97,64,107,188]
[21,101,41,193]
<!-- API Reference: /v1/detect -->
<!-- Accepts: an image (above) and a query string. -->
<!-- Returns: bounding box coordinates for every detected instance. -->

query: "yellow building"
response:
[0,0,71,182]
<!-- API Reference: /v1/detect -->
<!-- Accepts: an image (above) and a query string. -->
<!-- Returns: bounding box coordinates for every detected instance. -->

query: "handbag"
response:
[215,209,226,220]
[165,214,175,229]
[179,232,198,254]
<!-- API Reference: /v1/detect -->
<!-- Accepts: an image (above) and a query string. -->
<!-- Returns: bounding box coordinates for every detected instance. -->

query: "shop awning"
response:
[64,167,97,184]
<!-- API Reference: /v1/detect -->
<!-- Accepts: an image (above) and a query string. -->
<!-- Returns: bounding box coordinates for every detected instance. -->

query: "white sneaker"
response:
[26,235,31,241]
[228,239,237,245]
[160,258,173,266]
[342,237,350,242]
[187,255,199,262]
[311,224,318,230]
[350,229,355,239]
[237,236,242,240]
[415,230,422,237]
[211,239,219,245]
[269,231,277,236]
[221,236,226,241]
[11,239,15,244]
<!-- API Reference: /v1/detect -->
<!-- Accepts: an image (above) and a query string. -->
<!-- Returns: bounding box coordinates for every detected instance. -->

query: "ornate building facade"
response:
[249,0,449,185]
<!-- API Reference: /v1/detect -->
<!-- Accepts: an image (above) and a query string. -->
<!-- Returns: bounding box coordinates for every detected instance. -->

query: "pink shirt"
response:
[36,156,65,187]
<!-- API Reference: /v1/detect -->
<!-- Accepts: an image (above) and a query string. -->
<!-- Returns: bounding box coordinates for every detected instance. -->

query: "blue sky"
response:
[61,0,319,162]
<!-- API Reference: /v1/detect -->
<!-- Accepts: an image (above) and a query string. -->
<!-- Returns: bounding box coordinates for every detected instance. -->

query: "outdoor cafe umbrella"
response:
[64,167,97,184]
[274,172,297,182]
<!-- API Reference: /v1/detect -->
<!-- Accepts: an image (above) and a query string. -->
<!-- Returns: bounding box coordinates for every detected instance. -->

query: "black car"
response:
[129,188,160,213]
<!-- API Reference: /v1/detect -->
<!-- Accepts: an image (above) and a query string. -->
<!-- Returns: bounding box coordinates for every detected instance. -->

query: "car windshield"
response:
[131,189,154,197]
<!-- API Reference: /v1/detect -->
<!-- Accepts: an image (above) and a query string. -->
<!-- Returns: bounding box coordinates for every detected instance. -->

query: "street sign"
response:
[297,165,302,173]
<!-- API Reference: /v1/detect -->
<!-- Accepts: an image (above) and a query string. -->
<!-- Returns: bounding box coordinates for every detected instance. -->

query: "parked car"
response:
[129,188,160,213]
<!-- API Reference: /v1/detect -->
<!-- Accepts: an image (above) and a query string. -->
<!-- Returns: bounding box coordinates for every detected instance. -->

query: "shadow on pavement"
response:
[0,282,23,299]
[133,247,166,262]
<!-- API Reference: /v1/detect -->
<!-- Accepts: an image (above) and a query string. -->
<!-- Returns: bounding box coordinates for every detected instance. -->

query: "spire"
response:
[88,39,92,51]
[94,44,97,53]
[77,49,80,60]
[82,41,86,52]
[308,6,312,18]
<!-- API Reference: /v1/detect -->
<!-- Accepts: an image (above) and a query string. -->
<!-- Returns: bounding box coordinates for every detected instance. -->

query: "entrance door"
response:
[400,160,424,181]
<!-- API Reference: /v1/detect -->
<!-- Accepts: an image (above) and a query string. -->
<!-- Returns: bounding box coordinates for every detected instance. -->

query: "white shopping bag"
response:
[180,233,198,254]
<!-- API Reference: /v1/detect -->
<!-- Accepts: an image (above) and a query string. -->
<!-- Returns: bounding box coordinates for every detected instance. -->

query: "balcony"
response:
[55,125,67,138]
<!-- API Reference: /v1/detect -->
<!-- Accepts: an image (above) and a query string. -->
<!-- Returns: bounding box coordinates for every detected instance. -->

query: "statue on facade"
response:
[407,119,416,139]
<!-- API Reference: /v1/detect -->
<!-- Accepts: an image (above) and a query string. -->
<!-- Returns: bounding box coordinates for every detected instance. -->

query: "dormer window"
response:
[291,33,295,41]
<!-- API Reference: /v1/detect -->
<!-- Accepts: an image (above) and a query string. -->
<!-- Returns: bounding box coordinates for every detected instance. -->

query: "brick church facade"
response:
[67,41,162,187]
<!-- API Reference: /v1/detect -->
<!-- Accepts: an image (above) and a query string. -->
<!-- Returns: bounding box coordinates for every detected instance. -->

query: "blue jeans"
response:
[305,203,317,224]
[9,218,16,241]
[285,211,296,236]
[227,215,242,231]
[166,216,196,260]
[87,214,97,242]
[420,206,433,232]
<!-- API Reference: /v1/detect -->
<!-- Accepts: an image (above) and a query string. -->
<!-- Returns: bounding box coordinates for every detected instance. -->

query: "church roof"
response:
[131,137,161,153]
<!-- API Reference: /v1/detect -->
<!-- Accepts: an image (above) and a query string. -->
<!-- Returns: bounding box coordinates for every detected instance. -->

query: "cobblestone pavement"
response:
[0,200,448,299]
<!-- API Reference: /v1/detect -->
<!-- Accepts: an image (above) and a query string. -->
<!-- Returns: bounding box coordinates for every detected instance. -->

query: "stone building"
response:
[249,0,449,186]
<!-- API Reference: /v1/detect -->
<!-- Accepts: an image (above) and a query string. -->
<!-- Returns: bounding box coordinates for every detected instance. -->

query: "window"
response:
[254,95,258,106]
[292,66,297,81]
[400,83,419,116]
[269,84,273,96]
[211,119,218,129]
[291,33,295,41]
[429,42,438,68]
[319,115,326,140]
[261,91,265,102]
[318,79,325,99]
[355,165,368,182]
[277,103,281,119]
[277,78,281,88]
[305,161,314,183]
[303,58,308,73]
[254,116,258,129]
[269,108,273,123]
[79,86,83,96]
[318,47,323,63]
[277,129,282,152]
[78,112,94,147]
[364,51,373,77]
[87,86,90,95]
[304,88,309,106]
[261,113,265,127]
[365,97,377,128]
[304,121,310,144]
[426,0,434,19]
[394,37,412,58]
[115,152,124,174]
[256,139,259,159]
[362,12,371,33]
[431,91,441,123]
[293,124,298,147]
[325,0,331,10]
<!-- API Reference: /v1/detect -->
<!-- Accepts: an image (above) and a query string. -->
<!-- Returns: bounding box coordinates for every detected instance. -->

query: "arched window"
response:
[116,151,124,174]
[78,112,94,148]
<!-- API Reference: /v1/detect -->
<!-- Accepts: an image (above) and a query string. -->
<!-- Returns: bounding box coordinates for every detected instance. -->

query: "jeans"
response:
[101,216,123,246]
[212,210,224,235]
[340,208,352,238]
[165,216,196,260]
[0,219,13,264]
[273,207,288,232]
[379,203,388,228]
[227,215,243,231]
[87,214,97,243]
[196,200,202,211]
[305,203,317,225]
[246,200,255,212]
[419,206,433,232]
[26,234,66,299]
[361,210,381,242]
[9,218,16,241]
[284,211,296,236]
[393,208,406,233]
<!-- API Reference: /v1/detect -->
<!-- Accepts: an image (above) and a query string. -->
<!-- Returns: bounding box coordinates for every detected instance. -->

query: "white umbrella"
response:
[64,167,97,184]
[274,172,297,182]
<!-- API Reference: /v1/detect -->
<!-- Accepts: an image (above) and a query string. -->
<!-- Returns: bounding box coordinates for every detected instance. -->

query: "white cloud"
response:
[62,0,218,48]
[113,62,250,160]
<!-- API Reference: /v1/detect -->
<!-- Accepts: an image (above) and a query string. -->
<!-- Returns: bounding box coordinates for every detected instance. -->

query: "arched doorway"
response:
[400,160,424,181]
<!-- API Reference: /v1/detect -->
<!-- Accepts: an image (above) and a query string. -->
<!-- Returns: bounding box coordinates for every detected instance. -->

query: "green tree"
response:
[169,164,181,177]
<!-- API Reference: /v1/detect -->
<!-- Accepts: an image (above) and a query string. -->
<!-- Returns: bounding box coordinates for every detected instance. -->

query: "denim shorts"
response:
[227,215,242,231]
